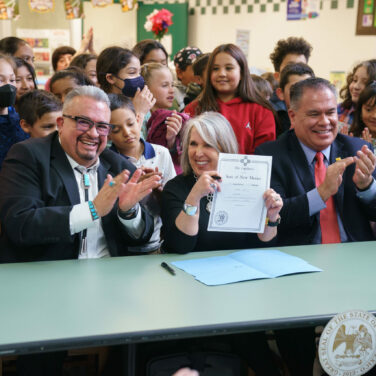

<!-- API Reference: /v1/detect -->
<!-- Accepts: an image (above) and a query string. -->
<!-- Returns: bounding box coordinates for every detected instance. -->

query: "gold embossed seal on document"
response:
[319,310,376,375]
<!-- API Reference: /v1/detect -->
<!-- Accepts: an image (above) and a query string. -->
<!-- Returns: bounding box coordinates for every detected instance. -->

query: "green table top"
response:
[1,241,375,355]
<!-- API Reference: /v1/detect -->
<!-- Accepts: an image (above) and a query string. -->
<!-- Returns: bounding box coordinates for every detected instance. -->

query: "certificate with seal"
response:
[208,153,272,233]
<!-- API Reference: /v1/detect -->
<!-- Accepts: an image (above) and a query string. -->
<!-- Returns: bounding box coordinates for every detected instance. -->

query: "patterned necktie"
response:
[74,166,94,254]
[314,152,341,244]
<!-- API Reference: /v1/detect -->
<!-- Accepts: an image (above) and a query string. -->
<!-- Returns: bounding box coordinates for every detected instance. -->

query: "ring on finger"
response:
[109,181,116,187]
[210,183,216,190]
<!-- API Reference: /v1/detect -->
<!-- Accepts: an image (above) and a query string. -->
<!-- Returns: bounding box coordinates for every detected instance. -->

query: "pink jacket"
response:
[146,109,190,174]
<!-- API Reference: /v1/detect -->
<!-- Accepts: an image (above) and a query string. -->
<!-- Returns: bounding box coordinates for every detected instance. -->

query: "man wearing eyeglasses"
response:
[0,85,161,263]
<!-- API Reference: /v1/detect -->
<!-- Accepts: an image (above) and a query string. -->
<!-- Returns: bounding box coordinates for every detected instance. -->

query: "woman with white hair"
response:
[161,111,283,254]
[160,112,283,376]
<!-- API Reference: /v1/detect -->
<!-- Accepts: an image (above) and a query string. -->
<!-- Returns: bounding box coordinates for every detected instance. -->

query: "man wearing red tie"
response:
[255,77,376,376]
[256,77,376,247]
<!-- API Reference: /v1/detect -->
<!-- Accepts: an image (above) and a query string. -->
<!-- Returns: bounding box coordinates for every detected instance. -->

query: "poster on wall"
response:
[287,0,303,20]
[0,1,19,20]
[287,0,319,21]
[236,30,250,60]
[17,29,70,83]
[28,0,54,13]
[305,0,319,18]
[329,71,346,96]
[357,0,376,34]
[64,0,83,19]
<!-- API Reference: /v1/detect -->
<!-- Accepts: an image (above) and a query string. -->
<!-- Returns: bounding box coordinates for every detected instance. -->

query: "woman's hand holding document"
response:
[208,153,274,233]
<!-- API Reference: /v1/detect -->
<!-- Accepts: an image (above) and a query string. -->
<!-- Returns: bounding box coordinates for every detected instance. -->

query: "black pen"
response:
[161,262,175,276]
[212,175,221,181]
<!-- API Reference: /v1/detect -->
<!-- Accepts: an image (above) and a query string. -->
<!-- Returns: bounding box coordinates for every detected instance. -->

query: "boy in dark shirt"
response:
[275,62,314,134]
[19,90,62,138]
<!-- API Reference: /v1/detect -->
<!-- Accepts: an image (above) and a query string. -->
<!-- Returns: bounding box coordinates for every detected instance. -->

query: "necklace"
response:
[206,192,213,213]
[193,174,213,213]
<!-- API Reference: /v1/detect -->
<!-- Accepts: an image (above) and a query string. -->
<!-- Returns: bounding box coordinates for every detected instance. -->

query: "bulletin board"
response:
[136,1,188,60]
[17,28,70,78]
[356,0,376,35]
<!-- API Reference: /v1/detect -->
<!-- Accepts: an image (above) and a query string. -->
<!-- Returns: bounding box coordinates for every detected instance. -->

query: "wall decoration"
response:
[83,0,355,16]
[287,0,319,21]
[121,0,137,12]
[357,0,376,34]
[64,0,83,19]
[330,71,346,96]
[91,0,112,7]
[138,2,187,59]
[144,8,173,41]
[28,0,54,13]
[0,0,19,20]
[287,0,303,20]
[305,0,319,18]
[17,28,70,82]
[236,29,250,58]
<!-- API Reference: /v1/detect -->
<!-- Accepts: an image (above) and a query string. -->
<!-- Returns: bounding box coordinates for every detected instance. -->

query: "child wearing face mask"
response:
[0,54,28,170]
[141,63,190,174]
[96,46,155,139]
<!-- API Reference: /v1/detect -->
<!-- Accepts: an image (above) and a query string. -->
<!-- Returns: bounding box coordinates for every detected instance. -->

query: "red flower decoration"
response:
[144,8,173,41]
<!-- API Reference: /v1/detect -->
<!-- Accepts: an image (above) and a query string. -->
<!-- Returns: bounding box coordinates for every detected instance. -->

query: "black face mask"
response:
[0,84,17,108]
[120,76,145,98]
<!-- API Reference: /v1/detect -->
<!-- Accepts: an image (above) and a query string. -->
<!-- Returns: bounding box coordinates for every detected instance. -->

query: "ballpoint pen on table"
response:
[161,262,175,276]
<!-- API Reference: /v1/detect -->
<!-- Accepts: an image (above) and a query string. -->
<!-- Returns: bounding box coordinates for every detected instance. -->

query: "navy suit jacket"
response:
[255,130,376,246]
[0,131,154,262]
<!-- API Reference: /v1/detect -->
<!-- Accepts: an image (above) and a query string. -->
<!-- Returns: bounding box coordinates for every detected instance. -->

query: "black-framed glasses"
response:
[63,114,113,136]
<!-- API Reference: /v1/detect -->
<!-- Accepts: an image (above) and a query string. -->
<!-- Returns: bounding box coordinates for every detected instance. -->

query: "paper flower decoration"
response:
[144,8,173,41]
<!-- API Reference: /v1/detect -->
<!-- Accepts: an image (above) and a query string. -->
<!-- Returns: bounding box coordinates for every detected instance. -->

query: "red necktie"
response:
[314,152,341,244]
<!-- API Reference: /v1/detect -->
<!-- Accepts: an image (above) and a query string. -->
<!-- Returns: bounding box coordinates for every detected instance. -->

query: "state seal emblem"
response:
[214,210,228,225]
[319,310,376,376]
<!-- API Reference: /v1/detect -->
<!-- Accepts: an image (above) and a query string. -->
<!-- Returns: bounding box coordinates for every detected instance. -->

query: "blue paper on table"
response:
[171,249,322,286]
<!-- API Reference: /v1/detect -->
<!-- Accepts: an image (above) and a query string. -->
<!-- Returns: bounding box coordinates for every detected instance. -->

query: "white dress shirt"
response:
[65,153,144,259]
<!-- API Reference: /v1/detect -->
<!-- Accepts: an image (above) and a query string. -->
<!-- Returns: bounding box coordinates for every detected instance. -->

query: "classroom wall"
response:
[187,0,376,78]
[82,0,376,79]
[83,1,137,51]
[11,1,71,33]
[10,1,81,48]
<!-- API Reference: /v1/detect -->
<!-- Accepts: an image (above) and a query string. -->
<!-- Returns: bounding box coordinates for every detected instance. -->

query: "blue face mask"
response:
[120,76,145,98]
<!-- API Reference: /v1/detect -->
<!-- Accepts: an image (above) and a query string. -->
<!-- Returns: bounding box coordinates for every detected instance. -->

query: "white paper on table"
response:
[207,153,272,233]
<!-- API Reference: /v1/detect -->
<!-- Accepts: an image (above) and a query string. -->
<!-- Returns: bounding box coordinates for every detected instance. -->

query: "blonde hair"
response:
[140,62,172,85]
[180,112,238,175]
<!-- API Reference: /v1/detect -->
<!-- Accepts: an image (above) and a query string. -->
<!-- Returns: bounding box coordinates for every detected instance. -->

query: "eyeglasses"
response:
[63,114,113,136]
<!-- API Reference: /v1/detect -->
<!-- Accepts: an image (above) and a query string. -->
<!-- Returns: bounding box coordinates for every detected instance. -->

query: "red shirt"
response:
[184,97,276,154]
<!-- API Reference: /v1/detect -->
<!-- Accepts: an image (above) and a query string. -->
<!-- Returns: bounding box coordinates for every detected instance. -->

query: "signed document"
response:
[208,153,272,233]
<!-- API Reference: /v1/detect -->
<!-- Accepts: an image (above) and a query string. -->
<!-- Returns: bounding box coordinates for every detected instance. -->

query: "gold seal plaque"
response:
[319,310,376,376]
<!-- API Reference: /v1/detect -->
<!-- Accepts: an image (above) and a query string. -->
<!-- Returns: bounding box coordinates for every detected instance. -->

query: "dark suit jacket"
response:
[0,131,154,263]
[255,130,376,246]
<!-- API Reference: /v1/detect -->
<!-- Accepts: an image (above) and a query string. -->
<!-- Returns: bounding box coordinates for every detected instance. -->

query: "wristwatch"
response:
[266,216,281,227]
[118,203,139,220]
[183,202,198,216]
